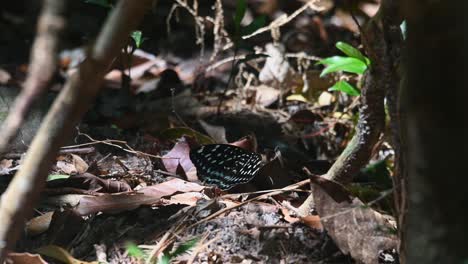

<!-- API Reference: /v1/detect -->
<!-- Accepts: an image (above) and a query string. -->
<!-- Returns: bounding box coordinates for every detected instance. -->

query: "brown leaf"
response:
[253,85,280,107]
[162,140,195,175]
[299,215,323,231]
[46,173,131,193]
[71,154,88,174]
[139,178,204,196]
[75,192,157,215]
[168,192,209,206]
[74,178,203,215]
[56,160,76,174]
[280,207,299,224]
[25,212,54,236]
[6,252,47,264]
[314,187,398,264]
[306,169,353,203]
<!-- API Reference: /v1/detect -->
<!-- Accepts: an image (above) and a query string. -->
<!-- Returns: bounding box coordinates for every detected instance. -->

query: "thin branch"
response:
[0,0,66,157]
[242,0,325,40]
[0,0,152,261]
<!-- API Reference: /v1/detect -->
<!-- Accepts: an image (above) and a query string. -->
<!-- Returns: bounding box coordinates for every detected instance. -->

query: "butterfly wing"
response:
[190,144,263,189]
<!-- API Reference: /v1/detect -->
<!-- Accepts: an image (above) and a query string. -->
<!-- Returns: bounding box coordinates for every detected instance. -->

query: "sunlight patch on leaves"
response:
[317,56,367,77]
[335,41,370,65]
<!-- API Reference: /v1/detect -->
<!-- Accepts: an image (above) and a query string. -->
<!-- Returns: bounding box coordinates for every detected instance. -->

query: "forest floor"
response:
[0,1,395,263]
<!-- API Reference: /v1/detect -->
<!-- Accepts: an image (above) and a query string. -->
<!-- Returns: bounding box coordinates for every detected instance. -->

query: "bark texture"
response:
[403,1,468,262]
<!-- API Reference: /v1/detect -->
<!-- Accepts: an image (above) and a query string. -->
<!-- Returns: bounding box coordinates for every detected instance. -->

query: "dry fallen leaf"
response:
[162,140,195,175]
[253,84,280,107]
[71,154,89,174]
[280,207,299,224]
[46,173,132,193]
[168,192,209,206]
[74,178,204,215]
[318,91,334,106]
[56,160,77,174]
[308,172,353,203]
[314,187,398,264]
[25,212,54,236]
[299,215,324,231]
[6,252,47,264]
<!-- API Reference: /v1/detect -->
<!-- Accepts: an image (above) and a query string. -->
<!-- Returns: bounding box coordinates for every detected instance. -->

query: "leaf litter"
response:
[1,1,398,263]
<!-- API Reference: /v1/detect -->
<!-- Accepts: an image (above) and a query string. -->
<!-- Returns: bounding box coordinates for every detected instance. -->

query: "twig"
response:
[216,46,239,114]
[67,132,167,159]
[242,0,325,40]
[285,53,322,61]
[206,54,250,72]
[0,0,67,156]
[187,233,219,264]
[0,1,152,261]
[190,179,310,227]
[146,231,172,264]
[2,146,95,159]
[146,216,188,264]
[319,189,393,222]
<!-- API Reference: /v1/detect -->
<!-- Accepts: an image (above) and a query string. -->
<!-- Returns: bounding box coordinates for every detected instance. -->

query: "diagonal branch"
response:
[0,0,66,156]
[0,0,152,261]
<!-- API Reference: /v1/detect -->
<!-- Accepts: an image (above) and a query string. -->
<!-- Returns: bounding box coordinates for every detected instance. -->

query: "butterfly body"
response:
[190,144,263,190]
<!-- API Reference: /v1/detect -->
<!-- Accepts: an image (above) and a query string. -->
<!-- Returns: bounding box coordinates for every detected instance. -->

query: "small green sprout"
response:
[318,42,371,96]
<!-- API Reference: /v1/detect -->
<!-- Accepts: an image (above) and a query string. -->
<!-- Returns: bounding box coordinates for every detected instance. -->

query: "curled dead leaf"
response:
[299,215,323,231]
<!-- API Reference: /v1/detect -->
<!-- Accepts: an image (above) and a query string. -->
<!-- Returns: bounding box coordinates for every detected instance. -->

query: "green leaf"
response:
[131,31,144,48]
[125,242,145,259]
[317,56,345,65]
[241,15,266,36]
[159,127,215,145]
[159,254,171,264]
[170,238,199,257]
[234,0,247,32]
[318,56,368,77]
[158,239,198,264]
[335,42,370,65]
[328,80,361,96]
[47,174,70,181]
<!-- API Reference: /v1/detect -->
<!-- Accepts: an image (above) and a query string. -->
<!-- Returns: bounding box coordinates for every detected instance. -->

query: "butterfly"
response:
[189,144,263,190]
